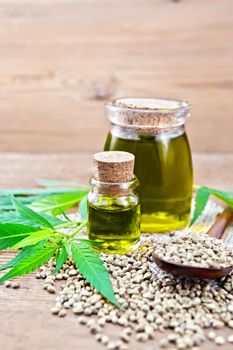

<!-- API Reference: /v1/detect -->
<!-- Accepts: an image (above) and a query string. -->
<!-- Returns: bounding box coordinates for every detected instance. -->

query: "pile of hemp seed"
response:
[35,237,233,350]
[154,232,233,269]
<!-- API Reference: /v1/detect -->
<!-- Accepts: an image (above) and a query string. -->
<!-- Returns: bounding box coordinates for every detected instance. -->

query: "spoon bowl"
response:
[152,208,233,280]
[153,253,233,279]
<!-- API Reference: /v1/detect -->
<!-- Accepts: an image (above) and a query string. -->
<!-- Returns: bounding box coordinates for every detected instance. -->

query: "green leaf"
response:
[0,245,56,284]
[12,196,54,229]
[190,187,210,226]
[54,246,68,273]
[0,211,64,227]
[0,241,46,271]
[60,211,72,222]
[0,223,39,250]
[0,195,44,211]
[75,238,104,246]
[30,192,89,216]
[79,195,88,220]
[71,242,119,307]
[40,214,65,226]
[12,230,52,249]
[190,185,233,226]
[209,188,233,207]
[0,187,84,197]
[65,242,72,255]
[0,212,39,226]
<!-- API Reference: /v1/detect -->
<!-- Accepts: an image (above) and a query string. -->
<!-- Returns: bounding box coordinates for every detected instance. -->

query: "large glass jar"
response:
[104,98,193,233]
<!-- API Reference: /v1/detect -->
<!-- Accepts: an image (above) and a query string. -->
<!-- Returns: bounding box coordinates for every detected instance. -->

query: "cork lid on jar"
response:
[105,97,190,132]
[93,151,135,183]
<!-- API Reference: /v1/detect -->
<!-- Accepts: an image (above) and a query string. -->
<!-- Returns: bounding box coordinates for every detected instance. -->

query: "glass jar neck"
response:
[110,123,185,141]
[106,98,190,136]
[90,176,138,196]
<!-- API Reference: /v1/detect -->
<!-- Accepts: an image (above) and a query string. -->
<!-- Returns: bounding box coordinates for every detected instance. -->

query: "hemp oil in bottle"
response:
[87,151,140,254]
[104,98,193,233]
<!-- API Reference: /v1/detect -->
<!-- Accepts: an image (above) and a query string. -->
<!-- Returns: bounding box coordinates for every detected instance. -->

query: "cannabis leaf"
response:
[0,224,39,250]
[30,192,88,216]
[12,230,52,249]
[54,246,68,273]
[0,241,46,271]
[0,195,44,211]
[71,242,119,307]
[12,196,54,229]
[0,211,64,227]
[191,185,233,226]
[190,187,210,226]
[0,179,117,307]
[0,246,56,284]
[0,187,81,197]
[210,189,233,207]
[75,238,104,246]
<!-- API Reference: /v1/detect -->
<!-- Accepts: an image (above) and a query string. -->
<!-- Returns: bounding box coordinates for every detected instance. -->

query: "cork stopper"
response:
[106,98,190,134]
[93,151,135,183]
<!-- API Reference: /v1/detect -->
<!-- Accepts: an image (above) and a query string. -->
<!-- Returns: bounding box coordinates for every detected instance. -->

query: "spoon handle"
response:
[207,208,233,239]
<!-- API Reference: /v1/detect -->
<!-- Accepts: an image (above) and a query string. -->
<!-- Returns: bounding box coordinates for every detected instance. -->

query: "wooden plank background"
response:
[0,0,232,153]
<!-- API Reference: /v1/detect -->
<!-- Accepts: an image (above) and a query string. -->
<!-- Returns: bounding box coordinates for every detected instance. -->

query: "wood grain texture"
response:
[0,152,233,350]
[0,0,232,153]
[0,152,232,189]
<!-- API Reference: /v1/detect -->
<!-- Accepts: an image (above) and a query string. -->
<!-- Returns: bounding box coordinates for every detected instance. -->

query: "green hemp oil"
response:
[104,98,193,233]
[87,151,140,254]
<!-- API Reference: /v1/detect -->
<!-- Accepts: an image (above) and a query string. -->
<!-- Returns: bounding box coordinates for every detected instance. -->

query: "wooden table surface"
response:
[0,152,233,350]
[0,0,233,154]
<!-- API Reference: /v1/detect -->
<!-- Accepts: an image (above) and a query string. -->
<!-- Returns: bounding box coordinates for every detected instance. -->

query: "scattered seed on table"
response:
[78,316,87,325]
[12,281,20,289]
[101,335,110,345]
[95,333,102,342]
[214,336,225,345]
[90,324,101,334]
[136,333,149,342]
[159,338,168,348]
[120,333,130,343]
[107,341,119,350]
[51,306,61,315]
[73,305,83,314]
[207,331,216,340]
[98,317,106,327]
[47,285,56,293]
[58,309,67,317]
[37,231,233,350]
[4,281,12,288]
[227,334,233,343]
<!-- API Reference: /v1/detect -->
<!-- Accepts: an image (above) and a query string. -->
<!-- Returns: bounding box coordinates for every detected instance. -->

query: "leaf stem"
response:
[55,221,82,229]
[69,220,87,238]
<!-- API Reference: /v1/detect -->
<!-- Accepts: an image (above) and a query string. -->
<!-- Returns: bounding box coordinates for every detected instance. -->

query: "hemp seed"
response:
[4,281,12,288]
[12,281,20,289]
[39,233,233,350]
[215,336,225,345]
[58,309,67,317]
[227,334,233,343]
[207,331,216,340]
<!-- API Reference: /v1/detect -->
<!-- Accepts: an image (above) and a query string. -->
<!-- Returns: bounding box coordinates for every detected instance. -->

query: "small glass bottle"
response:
[87,151,140,254]
[104,98,193,233]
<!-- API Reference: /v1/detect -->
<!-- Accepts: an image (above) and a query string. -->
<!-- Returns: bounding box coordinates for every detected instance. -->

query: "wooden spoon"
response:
[152,208,233,279]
